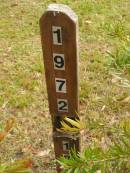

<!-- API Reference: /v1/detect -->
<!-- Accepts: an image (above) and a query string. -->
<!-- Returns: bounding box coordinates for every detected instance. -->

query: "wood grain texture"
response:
[53,135,80,172]
[40,5,80,172]
[40,4,79,117]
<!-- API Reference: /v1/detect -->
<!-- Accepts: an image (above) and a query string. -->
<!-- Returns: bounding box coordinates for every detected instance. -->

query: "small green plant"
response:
[103,20,126,39]
[58,117,130,173]
[0,118,33,173]
[108,37,130,70]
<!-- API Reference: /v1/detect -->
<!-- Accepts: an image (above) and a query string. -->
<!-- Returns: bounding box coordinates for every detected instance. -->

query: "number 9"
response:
[53,53,65,70]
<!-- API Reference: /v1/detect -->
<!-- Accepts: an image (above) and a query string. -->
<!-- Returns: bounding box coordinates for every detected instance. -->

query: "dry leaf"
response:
[5,117,15,132]
[101,105,106,111]
[36,149,50,157]
[0,132,6,142]
[120,96,130,104]
[128,157,130,165]
[85,20,92,24]
[11,3,18,7]
[96,171,101,173]
[2,101,8,109]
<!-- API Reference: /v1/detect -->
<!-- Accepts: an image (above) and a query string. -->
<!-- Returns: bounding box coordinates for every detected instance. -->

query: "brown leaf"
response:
[4,117,15,132]
[128,157,130,166]
[0,132,6,142]
[10,3,18,7]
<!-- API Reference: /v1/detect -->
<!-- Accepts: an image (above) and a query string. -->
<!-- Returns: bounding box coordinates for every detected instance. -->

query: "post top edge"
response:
[46,3,78,22]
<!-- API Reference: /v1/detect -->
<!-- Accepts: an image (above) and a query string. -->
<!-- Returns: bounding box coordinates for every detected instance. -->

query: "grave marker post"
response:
[40,4,80,172]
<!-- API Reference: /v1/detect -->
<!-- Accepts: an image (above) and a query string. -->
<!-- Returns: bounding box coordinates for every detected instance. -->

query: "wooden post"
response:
[40,4,80,172]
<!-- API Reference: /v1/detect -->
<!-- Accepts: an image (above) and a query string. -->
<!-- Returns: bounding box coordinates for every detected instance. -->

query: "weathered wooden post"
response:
[40,4,80,172]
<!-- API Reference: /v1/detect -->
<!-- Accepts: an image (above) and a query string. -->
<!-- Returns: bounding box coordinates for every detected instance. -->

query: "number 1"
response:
[52,26,62,45]
[63,141,70,151]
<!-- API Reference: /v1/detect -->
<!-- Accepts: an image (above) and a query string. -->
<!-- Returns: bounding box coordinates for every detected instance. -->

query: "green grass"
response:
[0,0,130,172]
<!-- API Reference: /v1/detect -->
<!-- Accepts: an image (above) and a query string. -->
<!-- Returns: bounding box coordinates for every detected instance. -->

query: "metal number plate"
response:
[62,141,70,151]
[53,53,65,70]
[57,99,68,112]
[52,26,62,45]
[55,78,67,93]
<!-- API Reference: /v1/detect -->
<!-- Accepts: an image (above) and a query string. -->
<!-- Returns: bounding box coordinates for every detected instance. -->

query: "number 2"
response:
[57,99,68,112]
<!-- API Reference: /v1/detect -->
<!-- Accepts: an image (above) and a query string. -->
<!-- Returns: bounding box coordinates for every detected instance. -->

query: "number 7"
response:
[55,78,66,93]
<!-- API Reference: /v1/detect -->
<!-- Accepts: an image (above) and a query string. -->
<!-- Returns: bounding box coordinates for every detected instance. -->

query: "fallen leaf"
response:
[36,149,50,157]
[0,132,6,142]
[2,101,8,109]
[128,157,130,165]
[10,3,18,7]
[120,96,130,103]
[96,171,101,173]
[101,105,106,111]
[5,117,15,132]
[85,20,92,24]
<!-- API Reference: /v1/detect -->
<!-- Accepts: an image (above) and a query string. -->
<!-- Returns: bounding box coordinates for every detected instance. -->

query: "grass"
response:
[0,0,130,172]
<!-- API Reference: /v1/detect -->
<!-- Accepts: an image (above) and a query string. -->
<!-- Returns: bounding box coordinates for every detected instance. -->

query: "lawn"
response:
[0,0,130,172]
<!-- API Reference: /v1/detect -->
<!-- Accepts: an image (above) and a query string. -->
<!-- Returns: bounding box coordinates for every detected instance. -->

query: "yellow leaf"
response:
[64,118,81,128]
